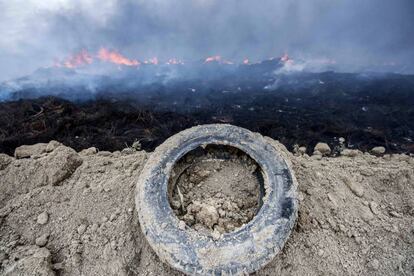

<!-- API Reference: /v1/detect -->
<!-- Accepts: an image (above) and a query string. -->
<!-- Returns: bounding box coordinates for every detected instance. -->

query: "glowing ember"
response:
[98,48,140,66]
[58,50,93,68]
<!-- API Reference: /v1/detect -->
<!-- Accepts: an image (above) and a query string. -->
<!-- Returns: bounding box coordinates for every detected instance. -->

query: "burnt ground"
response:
[0,71,414,155]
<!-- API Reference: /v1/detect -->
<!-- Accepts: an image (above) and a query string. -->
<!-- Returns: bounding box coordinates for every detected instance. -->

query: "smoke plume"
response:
[0,0,413,81]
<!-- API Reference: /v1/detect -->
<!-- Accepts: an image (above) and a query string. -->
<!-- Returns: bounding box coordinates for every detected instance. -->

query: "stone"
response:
[371,146,386,155]
[97,151,112,157]
[35,234,49,247]
[37,212,49,225]
[46,140,62,153]
[45,146,83,186]
[0,154,12,170]
[341,149,359,157]
[195,204,219,228]
[211,229,221,241]
[14,143,48,159]
[79,147,97,156]
[298,147,307,155]
[389,211,403,218]
[343,178,364,197]
[314,143,331,156]
[77,224,87,235]
[369,201,380,215]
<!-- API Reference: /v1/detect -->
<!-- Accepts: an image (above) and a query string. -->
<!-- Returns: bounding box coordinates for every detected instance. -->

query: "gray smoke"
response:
[1,0,413,81]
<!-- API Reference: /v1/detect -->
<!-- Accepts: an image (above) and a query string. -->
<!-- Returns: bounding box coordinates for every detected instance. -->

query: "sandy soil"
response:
[0,139,413,275]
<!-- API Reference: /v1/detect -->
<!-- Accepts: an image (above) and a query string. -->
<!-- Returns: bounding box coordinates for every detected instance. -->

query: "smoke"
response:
[1,0,414,81]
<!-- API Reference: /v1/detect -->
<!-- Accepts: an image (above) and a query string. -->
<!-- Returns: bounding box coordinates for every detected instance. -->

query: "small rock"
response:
[37,212,49,225]
[389,211,403,218]
[371,146,386,156]
[195,204,219,228]
[211,229,221,241]
[311,154,322,160]
[314,143,331,156]
[298,147,307,155]
[46,140,62,153]
[35,234,49,247]
[369,201,380,215]
[45,146,83,186]
[0,154,12,170]
[79,147,97,156]
[97,151,112,157]
[360,205,374,222]
[341,149,359,157]
[14,143,48,159]
[178,220,186,230]
[343,178,364,197]
[77,224,87,235]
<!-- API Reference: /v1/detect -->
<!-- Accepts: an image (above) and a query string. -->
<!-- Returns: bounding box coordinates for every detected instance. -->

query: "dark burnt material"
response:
[0,72,413,155]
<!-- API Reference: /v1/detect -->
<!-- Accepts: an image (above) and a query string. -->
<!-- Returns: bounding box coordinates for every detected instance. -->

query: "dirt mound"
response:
[0,140,413,275]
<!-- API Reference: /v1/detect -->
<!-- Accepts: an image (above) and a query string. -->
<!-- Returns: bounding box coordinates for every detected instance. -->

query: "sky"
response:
[1,0,414,80]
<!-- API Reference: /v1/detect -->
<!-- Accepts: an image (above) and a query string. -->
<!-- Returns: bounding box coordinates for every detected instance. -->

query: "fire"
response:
[243,59,249,64]
[98,48,140,66]
[58,50,93,68]
[148,57,158,65]
[143,57,159,65]
[205,56,221,63]
[280,53,290,63]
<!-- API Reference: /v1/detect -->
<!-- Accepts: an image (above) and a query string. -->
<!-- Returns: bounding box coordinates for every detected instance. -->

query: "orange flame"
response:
[59,50,93,68]
[98,48,140,66]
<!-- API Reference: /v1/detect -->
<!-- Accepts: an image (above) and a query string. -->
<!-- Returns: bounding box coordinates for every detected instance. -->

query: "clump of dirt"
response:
[168,145,262,235]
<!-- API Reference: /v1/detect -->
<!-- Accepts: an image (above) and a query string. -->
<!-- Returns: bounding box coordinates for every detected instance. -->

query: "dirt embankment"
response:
[0,140,413,275]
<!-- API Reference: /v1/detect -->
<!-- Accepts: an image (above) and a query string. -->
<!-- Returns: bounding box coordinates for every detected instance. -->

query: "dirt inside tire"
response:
[168,145,264,235]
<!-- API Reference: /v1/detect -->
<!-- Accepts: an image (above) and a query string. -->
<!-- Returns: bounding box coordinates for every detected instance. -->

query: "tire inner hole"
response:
[168,144,265,236]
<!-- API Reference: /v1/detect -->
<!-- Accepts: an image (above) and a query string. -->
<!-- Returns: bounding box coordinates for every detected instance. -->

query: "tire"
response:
[136,124,298,275]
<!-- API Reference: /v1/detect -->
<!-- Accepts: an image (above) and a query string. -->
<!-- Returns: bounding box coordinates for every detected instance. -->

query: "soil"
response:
[169,145,261,235]
[0,139,413,275]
